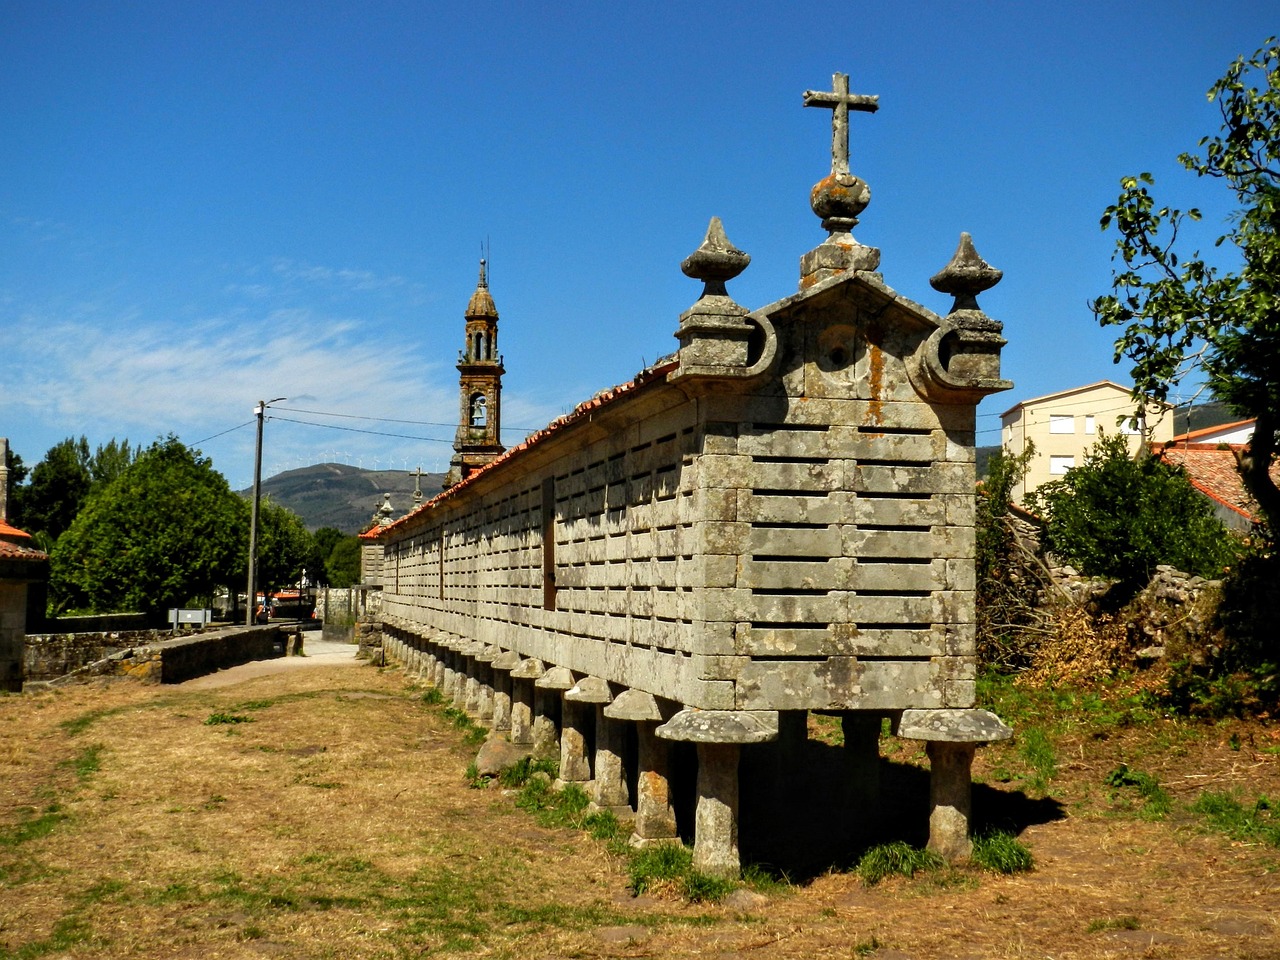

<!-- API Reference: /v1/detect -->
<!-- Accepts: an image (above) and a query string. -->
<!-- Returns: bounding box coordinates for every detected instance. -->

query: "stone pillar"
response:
[593,707,631,814]
[656,708,779,878]
[535,670,576,783]
[694,742,740,876]
[450,648,468,709]
[463,642,485,715]
[509,658,545,747]
[475,646,498,723]
[566,675,614,802]
[926,741,976,860]
[431,640,447,689]
[441,646,459,700]
[530,666,570,759]
[842,712,882,846]
[896,708,1013,863]
[606,690,677,846]
[557,699,592,785]
[490,651,519,734]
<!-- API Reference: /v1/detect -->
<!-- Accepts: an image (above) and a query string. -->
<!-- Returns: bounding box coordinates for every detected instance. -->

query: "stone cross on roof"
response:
[803,72,878,177]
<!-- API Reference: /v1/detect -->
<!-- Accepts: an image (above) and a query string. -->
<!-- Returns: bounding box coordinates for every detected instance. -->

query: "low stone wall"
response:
[25,624,287,687]
[25,629,173,682]
[45,613,151,633]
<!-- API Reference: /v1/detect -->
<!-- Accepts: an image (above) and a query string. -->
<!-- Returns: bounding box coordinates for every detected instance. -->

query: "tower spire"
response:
[446,257,506,488]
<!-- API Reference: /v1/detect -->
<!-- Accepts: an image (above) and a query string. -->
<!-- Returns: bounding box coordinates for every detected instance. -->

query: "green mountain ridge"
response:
[242,462,445,533]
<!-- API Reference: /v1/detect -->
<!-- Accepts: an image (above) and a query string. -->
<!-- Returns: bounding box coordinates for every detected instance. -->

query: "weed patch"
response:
[1191,790,1280,846]
[854,842,944,886]
[1105,764,1172,818]
[970,830,1034,874]
[204,712,253,726]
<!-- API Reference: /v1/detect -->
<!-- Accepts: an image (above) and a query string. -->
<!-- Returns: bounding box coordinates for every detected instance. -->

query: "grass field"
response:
[1,657,1277,959]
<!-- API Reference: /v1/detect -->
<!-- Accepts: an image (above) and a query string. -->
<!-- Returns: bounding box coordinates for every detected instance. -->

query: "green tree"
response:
[324,535,363,588]
[50,437,248,618]
[89,438,138,486]
[1028,434,1237,589]
[1093,38,1280,535]
[19,437,92,543]
[255,499,314,592]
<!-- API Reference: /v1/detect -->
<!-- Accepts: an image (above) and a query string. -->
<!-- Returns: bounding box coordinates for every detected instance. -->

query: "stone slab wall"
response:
[24,625,285,685]
[376,273,984,715]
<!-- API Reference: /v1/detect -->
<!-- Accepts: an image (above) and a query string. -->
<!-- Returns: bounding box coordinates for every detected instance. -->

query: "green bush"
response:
[1028,434,1238,589]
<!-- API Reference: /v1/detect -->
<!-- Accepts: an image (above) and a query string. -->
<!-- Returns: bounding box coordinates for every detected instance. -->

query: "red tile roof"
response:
[0,519,48,562]
[367,357,680,539]
[1157,442,1280,524]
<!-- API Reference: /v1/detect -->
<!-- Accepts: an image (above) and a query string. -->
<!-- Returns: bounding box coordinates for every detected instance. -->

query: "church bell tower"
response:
[445,259,505,487]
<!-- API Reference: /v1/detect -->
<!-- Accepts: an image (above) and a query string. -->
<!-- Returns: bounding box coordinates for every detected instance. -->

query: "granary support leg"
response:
[532,686,559,757]
[895,708,1013,862]
[631,721,677,846]
[476,661,494,722]
[557,699,592,786]
[510,677,534,745]
[926,741,976,861]
[841,712,882,844]
[656,708,779,878]
[694,742,740,877]
[592,708,631,816]
[602,690,675,845]
[490,651,519,734]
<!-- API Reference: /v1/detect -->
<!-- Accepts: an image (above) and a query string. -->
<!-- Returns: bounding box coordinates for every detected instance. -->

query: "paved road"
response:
[178,636,361,690]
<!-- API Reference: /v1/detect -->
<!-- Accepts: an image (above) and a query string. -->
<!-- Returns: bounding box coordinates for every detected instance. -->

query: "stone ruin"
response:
[361,73,1014,874]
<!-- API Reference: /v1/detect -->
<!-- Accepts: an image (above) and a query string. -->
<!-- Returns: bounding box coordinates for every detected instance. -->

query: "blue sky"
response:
[1,1,1272,491]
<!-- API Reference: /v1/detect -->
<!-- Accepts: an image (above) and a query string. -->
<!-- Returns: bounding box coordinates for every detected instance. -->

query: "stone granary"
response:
[362,74,1014,875]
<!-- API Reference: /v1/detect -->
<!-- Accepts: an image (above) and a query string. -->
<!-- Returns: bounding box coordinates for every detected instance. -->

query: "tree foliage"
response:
[1028,434,1238,588]
[255,499,315,592]
[1093,38,1280,535]
[50,437,247,617]
[324,535,362,588]
[15,437,91,543]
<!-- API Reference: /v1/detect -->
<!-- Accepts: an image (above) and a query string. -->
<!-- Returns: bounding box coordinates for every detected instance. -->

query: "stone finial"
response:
[915,232,1012,402]
[672,218,758,379]
[465,258,498,319]
[930,232,1003,315]
[799,72,881,286]
[681,217,750,299]
[374,493,395,526]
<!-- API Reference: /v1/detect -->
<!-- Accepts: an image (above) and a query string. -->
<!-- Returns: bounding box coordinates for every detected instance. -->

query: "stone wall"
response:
[24,625,286,686]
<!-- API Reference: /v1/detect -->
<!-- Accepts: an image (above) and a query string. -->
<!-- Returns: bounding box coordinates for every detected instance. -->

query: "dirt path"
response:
[177,636,361,690]
[1,661,1277,959]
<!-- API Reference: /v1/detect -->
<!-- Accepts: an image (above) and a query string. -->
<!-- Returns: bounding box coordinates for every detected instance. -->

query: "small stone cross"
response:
[412,465,424,506]
[803,72,878,177]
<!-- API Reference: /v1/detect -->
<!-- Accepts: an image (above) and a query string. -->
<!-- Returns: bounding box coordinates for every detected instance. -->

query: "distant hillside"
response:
[242,463,446,533]
[1173,401,1246,435]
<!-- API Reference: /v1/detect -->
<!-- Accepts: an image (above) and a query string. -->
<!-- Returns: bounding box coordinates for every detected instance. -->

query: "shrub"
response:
[1028,433,1238,589]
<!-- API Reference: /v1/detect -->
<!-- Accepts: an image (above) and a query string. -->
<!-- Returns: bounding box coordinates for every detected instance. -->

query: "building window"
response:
[1049,455,1075,475]
[1084,415,1095,435]
[1049,415,1074,434]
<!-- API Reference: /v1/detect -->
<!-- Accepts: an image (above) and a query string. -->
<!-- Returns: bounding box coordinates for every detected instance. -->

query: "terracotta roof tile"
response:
[368,357,679,539]
[1157,442,1280,523]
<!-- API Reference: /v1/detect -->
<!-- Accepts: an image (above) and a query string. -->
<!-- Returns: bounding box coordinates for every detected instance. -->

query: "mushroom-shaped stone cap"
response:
[476,644,499,663]
[656,708,779,744]
[462,641,486,658]
[510,657,546,680]
[535,665,575,690]
[681,217,750,292]
[895,708,1013,743]
[491,650,521,671]
[603,689,664,722]
[565,675,613,704]
[929,233,1002,312]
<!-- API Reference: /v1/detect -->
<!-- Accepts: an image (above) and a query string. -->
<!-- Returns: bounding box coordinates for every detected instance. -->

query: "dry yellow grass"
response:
[1,658,1277,959]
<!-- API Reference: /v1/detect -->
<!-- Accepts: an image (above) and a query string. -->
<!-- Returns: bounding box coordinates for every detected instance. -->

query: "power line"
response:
[192,420,255,445]
[282,405,538,433]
